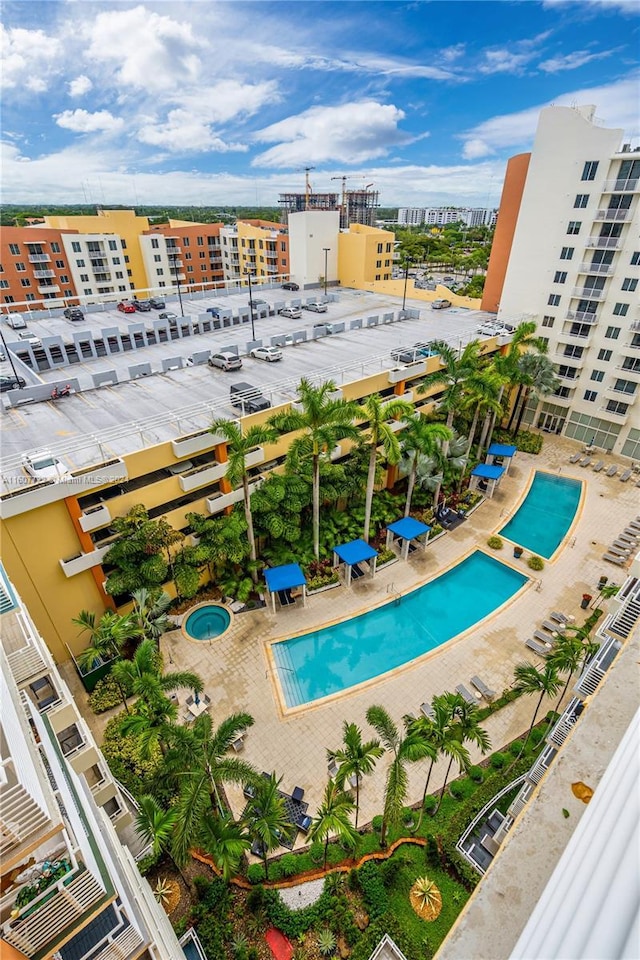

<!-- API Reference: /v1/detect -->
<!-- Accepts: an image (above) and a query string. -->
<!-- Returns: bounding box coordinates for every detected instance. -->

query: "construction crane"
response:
[330,175,367,227]
[305,166,315,210]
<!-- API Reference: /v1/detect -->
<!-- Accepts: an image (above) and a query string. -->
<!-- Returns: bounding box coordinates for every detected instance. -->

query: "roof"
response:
[471,463,505,480]
[387,516,431,540]
[333,538,378,565]
[263,563,307,592]
[487,442,517,458]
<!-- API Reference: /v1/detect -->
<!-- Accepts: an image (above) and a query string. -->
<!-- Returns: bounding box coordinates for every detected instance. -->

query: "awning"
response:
[472,463,505,480]
[487,443,517,458]
[387,517,431,540]
[333,539,378,565]
[264,563,307,592]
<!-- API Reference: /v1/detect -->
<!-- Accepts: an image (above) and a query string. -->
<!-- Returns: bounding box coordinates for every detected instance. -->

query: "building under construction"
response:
[279,186,379,229]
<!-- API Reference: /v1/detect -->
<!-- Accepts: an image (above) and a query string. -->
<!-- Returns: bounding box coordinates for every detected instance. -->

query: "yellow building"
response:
[337,223,395,287]
[236,219,289,281]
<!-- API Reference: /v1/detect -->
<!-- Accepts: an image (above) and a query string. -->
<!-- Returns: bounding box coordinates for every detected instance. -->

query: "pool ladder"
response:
[387,583,402,606]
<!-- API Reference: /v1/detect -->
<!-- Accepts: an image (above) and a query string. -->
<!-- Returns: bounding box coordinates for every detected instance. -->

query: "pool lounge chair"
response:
[470,675,496,701]
[533,629,556,645]
[568,451,582,464]
[456,683,479,706]
[525,637,551,656]
[606,465,619,477]
[420,701,435,720]
[541,619,564,633]
[603,552,627,566]
[607,544,630,558]
[628,520,640,533]
[549,611,570,624]
[611,540,632,553]
[277,588,295,607]
[620,530,638,542]
[592,460,605,472]
[619,469,632,482]
[580,457,592,468]
[350,563,365,579]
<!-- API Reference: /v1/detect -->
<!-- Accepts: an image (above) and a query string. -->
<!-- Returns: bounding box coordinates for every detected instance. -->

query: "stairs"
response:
[607,597,640,640]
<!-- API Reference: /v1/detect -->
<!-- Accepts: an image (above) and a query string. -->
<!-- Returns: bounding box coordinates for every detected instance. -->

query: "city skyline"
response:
[2,1,638,206]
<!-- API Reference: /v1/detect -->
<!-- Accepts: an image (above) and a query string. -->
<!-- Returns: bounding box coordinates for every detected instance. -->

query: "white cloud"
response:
[459,73,639,159]
[137,109,247,154]
[55,109,124,134]
[478,49,537,75]
[538,48,616,72]
[0,24,62,92]
[253,101,417,168]
[543,0,638,12]
[178,80,280,126]
[68,75,93,97]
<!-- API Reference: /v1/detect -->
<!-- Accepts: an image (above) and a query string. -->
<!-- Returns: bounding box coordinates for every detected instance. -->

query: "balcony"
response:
[79,503,112,533]
[593,208,632,222]
[577,262,614,275]
[555,370,581,382]
[58,545,110,578]
[602,177,638,192]
[585,236,621,250]
[90,257,107,267]
[571,287,605,300]
[172,426,234,458]
[178,459,228,492]
[546,697,584,748]
[165,244,182,254]
[206,478,263,515]
[599,405,629,423]
[38,283,60,294]
[560,328,592,343]
[564,310,599,324]
[550,392,575,406]
[604,384,636,401]
[28,253,51,263]
[556,348,585,365]
[33,269,56,279]
[168,259,184,269]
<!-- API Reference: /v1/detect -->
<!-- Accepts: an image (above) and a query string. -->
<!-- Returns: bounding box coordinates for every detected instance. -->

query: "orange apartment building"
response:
[143,220,225,292]
[0,226,79,311]
[481,153,531,314]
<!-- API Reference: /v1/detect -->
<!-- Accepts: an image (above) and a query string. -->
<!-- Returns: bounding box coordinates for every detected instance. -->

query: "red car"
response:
[117,301,136,314]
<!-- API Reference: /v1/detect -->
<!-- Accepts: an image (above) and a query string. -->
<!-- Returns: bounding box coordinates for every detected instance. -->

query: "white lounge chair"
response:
[619,469,632,482]
[606,465,618,477]
[580,457,592,468]
[611,540,632,553]
[533,629,557,645]
[608,544,631,558]
[603,552,627,566]
[455,683,479,706]
[549,611,570,624]
[526,637,550,656]
[470,675,496,701]
[420,701,435,720]
[592,460,605,472]
[541,619,564,633]
[568,451,582,464]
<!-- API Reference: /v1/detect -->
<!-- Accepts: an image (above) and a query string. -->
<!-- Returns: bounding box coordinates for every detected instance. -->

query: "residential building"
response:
[0,562,195,959]
[237,220,289,282]
[141,222,224,294]
[397,208,497,228]
[0,227,79,308]
[488,104,640,457]
[482,155,531,314]
[397,208,426,226]
[424,208,465,226]
[61,232,133,302]
[338,223,395,285]
[463,208,498,228]
[279,189,378,228]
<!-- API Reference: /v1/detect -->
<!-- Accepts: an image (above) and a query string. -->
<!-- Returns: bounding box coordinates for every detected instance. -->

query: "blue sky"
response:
[1,1,638,206]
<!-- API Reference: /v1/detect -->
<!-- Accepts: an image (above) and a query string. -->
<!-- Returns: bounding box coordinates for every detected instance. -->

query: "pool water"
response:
[273,551,528,707]
[184,604,231,641]
[499,471,582,558]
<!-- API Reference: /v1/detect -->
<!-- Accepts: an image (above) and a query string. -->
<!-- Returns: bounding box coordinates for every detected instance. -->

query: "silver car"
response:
[303,301,328,313]
[208,351,242,371]
[279,307,302,319]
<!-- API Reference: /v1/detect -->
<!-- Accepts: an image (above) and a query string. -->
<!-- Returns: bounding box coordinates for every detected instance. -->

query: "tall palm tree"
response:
[547,626,599,716]
[327,721,383,828]
[119,695,179,759]
[130,588,172,643]
[418,340,481,506]
[458,369,503,483]
[309,779,358,870]
[358,393,414,542]
[242,772,292,880]
[431,693,491,816]
[134,795,191,884]
[72,609,140,674]
[512,661,562,762]
[268,379,359,559]
[510,353,560,437]
[210,418,278,584]
[199,811,250,882]
[398,417,452,517]
[365,705,426,846]
[412,430,468,510]
[112,638,202,710]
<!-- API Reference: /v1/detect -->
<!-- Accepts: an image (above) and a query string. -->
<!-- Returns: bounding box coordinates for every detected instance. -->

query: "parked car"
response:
[477,321,512,337]
[0,374,26,392]
[159,312,178,327]
[206,306,222,317]
[132,299,152,312]
[282,281,299,291]
[431,299,451,310]
[390,347,427,364]
[250,346,283,362]
[229,381,271,413]
[303,301,328,313]
[117,301,136,314]
[63,307,85,321]
[442,276,455,284]
[149,298,166,309]
[278,307,302,319]
[250,299,271,315]
[22,450,68,481]
[18,330,42,348]
[208,351,242,371]
[3,312,27,329]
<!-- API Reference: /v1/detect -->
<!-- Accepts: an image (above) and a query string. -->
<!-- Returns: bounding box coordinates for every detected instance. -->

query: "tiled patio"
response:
[65,435,639,849]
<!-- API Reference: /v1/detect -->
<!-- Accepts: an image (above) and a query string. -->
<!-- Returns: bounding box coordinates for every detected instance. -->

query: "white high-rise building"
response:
[495,105,640,457]
[397,208,426,226]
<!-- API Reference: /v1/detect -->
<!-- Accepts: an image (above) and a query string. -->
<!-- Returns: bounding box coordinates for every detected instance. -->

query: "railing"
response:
[28,254,51,263]
[571,287,605,300]
[575,634,621,697]
[594,208,632,221]
[92,925,145,960]
[456,774,527,874]
[585,237,620,249]
[564,310,598,323]
[33,269,56,279]
[577,262,614,275]
[602,178,638,192]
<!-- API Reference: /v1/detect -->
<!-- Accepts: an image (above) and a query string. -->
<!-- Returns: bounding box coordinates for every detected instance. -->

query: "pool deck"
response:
[63,435,639,845]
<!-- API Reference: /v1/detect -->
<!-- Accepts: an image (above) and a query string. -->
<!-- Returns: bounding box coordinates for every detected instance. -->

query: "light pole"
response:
[401,256,412,312]
[322,247,330,298]
[245,268,256,341]
[168,250,184,317]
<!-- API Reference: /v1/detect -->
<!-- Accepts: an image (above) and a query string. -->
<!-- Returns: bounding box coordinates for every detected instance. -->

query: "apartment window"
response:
[156,269,163,276]
[60,275,69,283]
[614,379,636,395]
[542,315,555,327]
[591,369,605,382]
[281,259,286,266]
[281,242,286,252]
[622,278,637,292]
[570,323,591,337]
[71,241,82,253]
[185,252,192,260]
[118,285,127,291]
[377,243,383,254]
[375,274,381,281]
[598,348,612,361]
[560,247,574,260]
[605,326,620,340]
[606,400,629,416]
[555,386,571,399]
[151,238,159,249]
[183,237,190,246]
[622,357,640,372]
[557,365,578,379]
[55,259,65,268]
[548,294,561,307]
[80,274,89,282]
[51,242,61,253]
[631,252,640,266]
[153,254,161,263]
[613,302,629,316]
[115,271,124,279]
[567,221,581,235]
[124,255,130,263]
[76,259,85,267]
[187,266,194,273]
[15,262,26,272]
[199,251,206,259]
[574,194,589,208]
[64,289,73,298]
[554,271,567,284]
[581,161,599,181]
[127,269,132,277]
[25,293,36,301]
[386,243,392,253]
[538,337,549,350]
[0,280,8,289]
[584,390,598,402]
[112,257,121,265]
[564,345,583,359]
[159,281,166,288]
[108,239,118,250]
[9,243,20,255]
[83,288,92,295]
[376,260,382,268]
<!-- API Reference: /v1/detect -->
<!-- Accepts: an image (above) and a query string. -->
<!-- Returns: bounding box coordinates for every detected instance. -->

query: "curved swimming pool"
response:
[183,603,231,641]
[272,551,528,708]
[499,471,582,559]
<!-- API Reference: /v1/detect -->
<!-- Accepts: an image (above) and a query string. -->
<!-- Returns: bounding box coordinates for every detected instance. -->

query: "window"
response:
[196,236,203,246]
[613,302,629,316]
[80,274,89,282]
[151,238,159,248]
[71,241,81,253]
[560,247,574,260]
[153,254,161,263]
[64,289,73,298]
[112,256,121,265]
[185,252,192,260]
[76,259,85,267]
[614,379,636,395]
[375,274,381,281]
[55,259,65,268]
[187,266,194,273]
[60,275,69,283]
[51,242,61,253]
[159,281,166,288]
[0,280,8,288]
[622,357,640,372]
[199,251,206,259]
[182,237,190,247]
[606,400,629,416]
[83,288,92,296]
[591,369,605,382]
[574,194,589,208]
[124,255,129,263]
[542,315,555,327]
[622,278,637,292]
[376,260,382,268]
[377,243,383,254]
[570,323,591,337]
[281,242,286,252]
[127,269,132,277]
[554,386,571,399]
[598,348,612,361]
[605,326,620,340]
[548,294,561,306]
[108,239,118,250]
[554,271,567,284]
[156,269,163,276]
[581,161,599,181]
[564,345,583,358]
[567,221,581,235]
[115,271,124,279]
[584,390,597,402]
[25,293,36,301]
[9,243,20,255]
[557,364,578,379]
[118,285,127,291]
[538,336,549,349]
[631,252,640,266]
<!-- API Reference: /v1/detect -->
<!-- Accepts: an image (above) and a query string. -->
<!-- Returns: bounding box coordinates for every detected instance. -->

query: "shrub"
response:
[89,673,132,714]
[490,752,507,769]
[101,715,161,797]
[371,815,384,835]
[247,863,266,885]
[487,535,503,550]
[449,781,465,800]
[278,854,298,878]
[423,796,437,815]
[348,867,361,892]
[527,555,544,571]
[509,739,523,756]
[310,841,325,864]
[377,548,397,564]
[246,885,265,913]
[494,428,542,455]
[424,834,440,868]
[136,851,160,875]
[358,861,388,919]
[530,727,544,745]
[468,765,483,783]
[317,928,337,956]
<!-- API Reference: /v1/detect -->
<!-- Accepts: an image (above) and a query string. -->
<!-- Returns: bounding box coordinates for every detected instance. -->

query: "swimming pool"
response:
[183,603,231,641]
[272,551,528,708]
[499,471,582,559]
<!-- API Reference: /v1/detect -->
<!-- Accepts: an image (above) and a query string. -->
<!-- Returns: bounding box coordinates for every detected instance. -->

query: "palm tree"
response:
[398,416,452,517]
[411,430,468,511]
[512,661,562,762]
[268,379,359,559]
[72,609,140,674]
[431,693,490,816]
[309,778,358,869]
[418,340,480,505]
[365,705,426,845]
[509,353,560,437]
[210,419,278,584]
[119,695,179,759]
[112,638,202,710]
[327,721,383,828]
[130,588,172,643]
[358,393,414,542]
[134,795,191,884]
[548,625,599,716]
[242,772,292,879]
[458,369,503,482]
[199,811,250,882]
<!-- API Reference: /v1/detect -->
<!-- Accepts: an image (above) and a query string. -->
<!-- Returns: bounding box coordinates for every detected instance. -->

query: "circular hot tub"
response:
[182,603,232,642]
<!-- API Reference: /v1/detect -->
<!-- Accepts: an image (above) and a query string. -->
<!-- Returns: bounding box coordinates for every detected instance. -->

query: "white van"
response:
[4,313,27,330]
